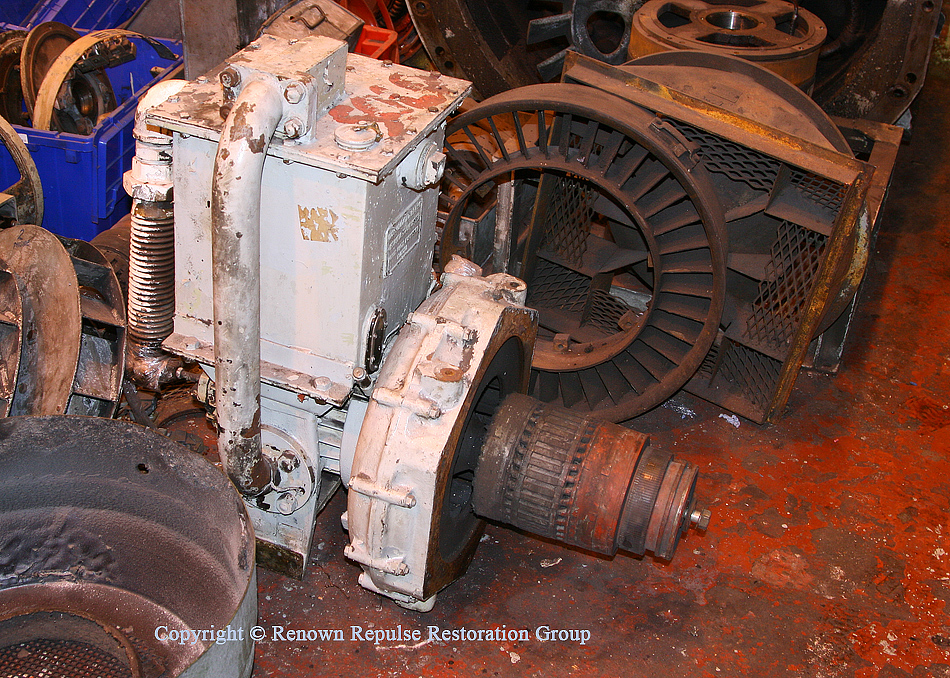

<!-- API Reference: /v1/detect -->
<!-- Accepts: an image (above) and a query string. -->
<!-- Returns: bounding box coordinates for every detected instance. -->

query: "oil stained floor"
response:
[253,25,950,678]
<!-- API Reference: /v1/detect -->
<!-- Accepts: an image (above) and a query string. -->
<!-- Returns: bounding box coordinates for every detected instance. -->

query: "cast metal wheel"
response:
[440,84,727,421]
[19,22,81,116]
[0,31,28,127]
[0,112,43,227]
[628,0,827,90]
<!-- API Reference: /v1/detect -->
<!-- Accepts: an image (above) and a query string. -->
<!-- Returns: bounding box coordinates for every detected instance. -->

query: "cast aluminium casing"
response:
[148,41,471,404]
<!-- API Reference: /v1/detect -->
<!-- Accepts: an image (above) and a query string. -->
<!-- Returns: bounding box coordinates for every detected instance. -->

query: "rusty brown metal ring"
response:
[616,445,671,555]
[19,21,80,116]
[645,458,697,560]
[0,31,28,127]
[629,0,827,91]
[440,83,728,421]
[32,29,176,132]
[0,112,43,227]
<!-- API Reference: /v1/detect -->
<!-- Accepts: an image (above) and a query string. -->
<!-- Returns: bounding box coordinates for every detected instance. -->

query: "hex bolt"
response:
[314,376,332,390]
[424,150,447,186]
[278,452,300,473]
[284,81,305,104]
[283,117,304,138]
[353,367,367,382]
[690,507,711,531]
[219,67,241,89]
[276,492,297,515]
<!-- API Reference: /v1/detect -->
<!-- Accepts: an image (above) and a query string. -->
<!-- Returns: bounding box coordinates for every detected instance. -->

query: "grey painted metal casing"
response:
[148,37,470,403]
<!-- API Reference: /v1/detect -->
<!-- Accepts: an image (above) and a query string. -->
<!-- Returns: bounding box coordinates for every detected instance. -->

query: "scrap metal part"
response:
[439,82,727,421]
[0,113,43,228]
[31,28,177,134]
[406,0,571,98]
[406,1,939,125]
[627,0,828,91]
[0,416,256,678]
[146,34,471,576]
[561,50,900,422]
[0,225,126,417]
[809,0,942,123]
[0,30,28,127]
[345,265,537,610]
[346,264,710,609]
[475,393,709,560]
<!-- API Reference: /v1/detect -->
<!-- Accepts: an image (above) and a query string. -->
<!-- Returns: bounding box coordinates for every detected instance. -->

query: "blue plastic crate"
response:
[0,1,41,27]
[0,32,182,241]
[7,0,146,30]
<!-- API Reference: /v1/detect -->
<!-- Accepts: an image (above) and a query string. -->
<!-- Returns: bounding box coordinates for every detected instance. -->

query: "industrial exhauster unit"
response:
[124,34,710,614]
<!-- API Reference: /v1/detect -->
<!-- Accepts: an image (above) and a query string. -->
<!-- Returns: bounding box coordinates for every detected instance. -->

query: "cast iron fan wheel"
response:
[440,84,727,421]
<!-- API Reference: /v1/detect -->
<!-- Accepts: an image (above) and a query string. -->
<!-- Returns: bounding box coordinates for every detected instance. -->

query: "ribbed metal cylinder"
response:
[127,198,175,351]
[474,393,708,559]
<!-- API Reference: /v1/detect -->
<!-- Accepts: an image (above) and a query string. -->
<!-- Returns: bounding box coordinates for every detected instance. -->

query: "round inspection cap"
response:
[334,122,383,151]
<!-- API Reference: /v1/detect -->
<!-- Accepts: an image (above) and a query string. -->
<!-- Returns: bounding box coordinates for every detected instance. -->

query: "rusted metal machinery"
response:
[406,0,940,125]
[627,0,827,90]
[0,225,126,417]
[0,417,255,678]
[439,51,902,423]
[0,113,42,227]
[0,112,126,418]
[124,34,708,611]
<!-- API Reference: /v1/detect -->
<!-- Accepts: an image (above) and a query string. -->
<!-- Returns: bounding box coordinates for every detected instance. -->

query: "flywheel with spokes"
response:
[439,83,727,421]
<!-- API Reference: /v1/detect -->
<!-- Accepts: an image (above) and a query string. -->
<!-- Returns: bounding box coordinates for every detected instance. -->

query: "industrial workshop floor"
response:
[251,34,950,678]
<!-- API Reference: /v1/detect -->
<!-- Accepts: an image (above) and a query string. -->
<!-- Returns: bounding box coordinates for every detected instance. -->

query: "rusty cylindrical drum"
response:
[474,394,709,560]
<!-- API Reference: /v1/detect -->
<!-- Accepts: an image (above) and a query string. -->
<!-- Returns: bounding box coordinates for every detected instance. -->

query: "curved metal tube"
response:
[211,80,284,495]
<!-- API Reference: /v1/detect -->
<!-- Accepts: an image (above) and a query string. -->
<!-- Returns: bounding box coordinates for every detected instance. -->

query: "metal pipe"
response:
[211,79,284,496]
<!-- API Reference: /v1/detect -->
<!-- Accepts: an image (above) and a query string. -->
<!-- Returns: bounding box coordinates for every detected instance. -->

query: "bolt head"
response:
[690,508,711,531]
[278,452,299,473]
[283,117,304,138]
[284,81,305,104]
[424,150,447,185]
[219,68,240,89]
[276,491,297,515]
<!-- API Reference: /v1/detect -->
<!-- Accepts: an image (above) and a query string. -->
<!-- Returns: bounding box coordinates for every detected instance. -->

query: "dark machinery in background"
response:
[407,0,941,125]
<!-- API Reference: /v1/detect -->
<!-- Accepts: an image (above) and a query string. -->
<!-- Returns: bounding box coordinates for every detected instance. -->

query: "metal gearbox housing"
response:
[344,267,536,610]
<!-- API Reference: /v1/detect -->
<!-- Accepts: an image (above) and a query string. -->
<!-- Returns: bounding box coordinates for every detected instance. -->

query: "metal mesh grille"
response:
[746,221,827,348]
[542,175,596,265]
[719,343,783,413]
[527,258,589,312]
[668,120,781,191]
[0,639,131,678]
[789,169,847,214]
[586,290,632,332]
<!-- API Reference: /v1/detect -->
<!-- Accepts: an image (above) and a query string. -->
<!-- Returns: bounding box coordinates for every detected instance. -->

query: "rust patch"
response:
[906,394,950,431]
[750,549,814,589]
[228,105,268,153]
[388,71,440,92]
[241,407,261,439]
[329,102,405,138]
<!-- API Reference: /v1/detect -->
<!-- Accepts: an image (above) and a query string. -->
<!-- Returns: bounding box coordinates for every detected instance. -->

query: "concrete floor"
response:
[250,30,950,678]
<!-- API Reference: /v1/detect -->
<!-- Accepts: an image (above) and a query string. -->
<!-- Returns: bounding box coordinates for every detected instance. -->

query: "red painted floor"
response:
[251,30,950,678]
